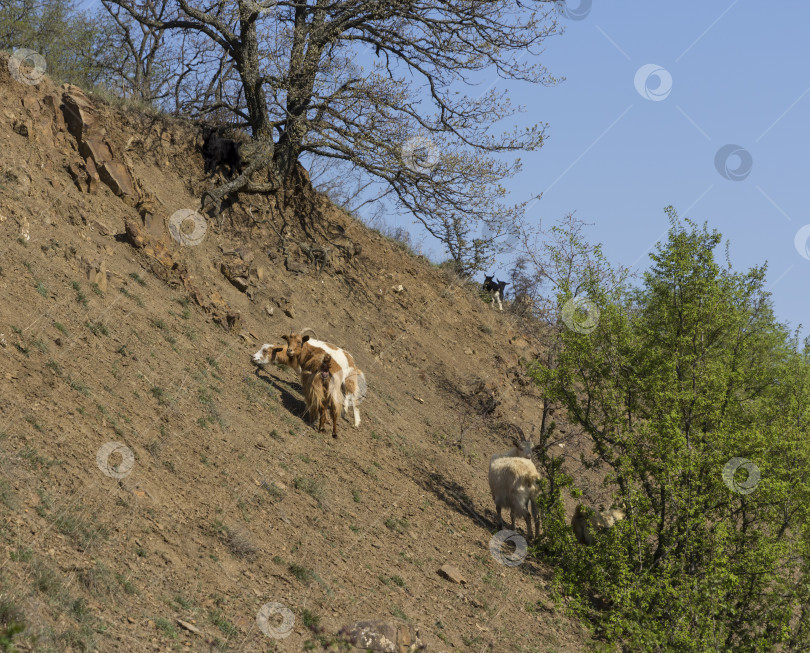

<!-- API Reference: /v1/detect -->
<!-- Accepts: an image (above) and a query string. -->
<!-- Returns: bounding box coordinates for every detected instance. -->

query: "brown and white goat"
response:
[251,333,347,436]
[286,333,344,437]
[252,332,365,428]
[488,433,540,542]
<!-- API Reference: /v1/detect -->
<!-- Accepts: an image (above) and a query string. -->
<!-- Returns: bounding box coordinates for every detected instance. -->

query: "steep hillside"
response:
[0,55,603,652]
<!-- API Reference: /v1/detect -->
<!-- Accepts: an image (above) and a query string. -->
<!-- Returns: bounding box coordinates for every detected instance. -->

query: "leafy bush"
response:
[530,209,810,651]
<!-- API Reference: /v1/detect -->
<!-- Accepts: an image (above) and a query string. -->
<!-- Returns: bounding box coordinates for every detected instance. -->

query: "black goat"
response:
[202,130,243,179]
[483,275,508,311]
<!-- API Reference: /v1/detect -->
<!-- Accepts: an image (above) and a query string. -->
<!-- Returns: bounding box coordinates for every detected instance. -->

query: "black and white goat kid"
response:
[483,275,508,311]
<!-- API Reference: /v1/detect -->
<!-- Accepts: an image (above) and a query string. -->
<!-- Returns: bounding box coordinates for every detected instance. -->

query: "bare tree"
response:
[93,1,174,102]
[107,0,563,272]
[304,155,388,223]
[508,214,631,326]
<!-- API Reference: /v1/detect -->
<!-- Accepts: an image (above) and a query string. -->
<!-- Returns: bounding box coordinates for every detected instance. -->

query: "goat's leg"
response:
[318,405,327,432]
[330,402,339,438]
[351,394,360,427]
[495,291,503,311]
[496,506,504,530]
[531,500,540,542]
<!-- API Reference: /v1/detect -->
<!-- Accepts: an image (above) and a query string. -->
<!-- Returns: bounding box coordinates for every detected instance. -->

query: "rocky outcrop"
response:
[124,219,242,332]
[61,85,136,204]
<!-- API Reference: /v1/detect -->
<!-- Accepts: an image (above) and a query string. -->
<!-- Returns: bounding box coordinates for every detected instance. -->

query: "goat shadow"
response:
[413,467,545,574]
[252,367,308,421]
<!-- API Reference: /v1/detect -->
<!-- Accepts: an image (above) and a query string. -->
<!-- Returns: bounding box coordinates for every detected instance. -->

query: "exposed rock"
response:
[82,259,108,292]
[124,220,175,269]
[66,162,86,192]
[142,213,164,239]
[176,620,200,635]
[62,90,97,141]
[234,245,254,263]
[438,563,466,584]
[220,259,251,293]
[80,136,113,165]
[90,220,111,237]
[42,95,65,131]
[21,95,40,113]
[98,160,135,200]
[343,619,424,653]
[12,119,31,138]
[179,271,208,310]
[61,87,136,203]
[84,157,100,194]
[134,182,164,238]
[215,311,242,332]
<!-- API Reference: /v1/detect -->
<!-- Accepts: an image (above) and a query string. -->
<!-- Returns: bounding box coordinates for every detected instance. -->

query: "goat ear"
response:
[302,335,310,343]
[281,335,289,342]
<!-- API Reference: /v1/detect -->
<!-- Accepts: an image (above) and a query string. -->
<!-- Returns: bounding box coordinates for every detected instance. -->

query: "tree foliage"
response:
[531,208,810,650]
[0,0,99,86]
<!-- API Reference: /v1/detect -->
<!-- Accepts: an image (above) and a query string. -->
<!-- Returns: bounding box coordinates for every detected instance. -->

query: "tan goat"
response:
[571,503,626,546]
[488,432,541,542]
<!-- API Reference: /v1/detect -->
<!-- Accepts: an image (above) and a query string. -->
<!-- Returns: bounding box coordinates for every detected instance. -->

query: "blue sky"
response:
[484,0,810,337]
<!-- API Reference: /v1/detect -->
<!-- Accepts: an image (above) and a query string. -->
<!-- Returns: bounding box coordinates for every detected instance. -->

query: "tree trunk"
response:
[236,12,271,141]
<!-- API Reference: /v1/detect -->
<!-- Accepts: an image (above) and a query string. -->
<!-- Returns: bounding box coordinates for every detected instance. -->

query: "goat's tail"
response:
[303,373,323,423]
[328,372,343,420]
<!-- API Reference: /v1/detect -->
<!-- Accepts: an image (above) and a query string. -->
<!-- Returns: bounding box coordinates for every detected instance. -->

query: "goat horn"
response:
[300,327,318,338]
[510,423,526,441]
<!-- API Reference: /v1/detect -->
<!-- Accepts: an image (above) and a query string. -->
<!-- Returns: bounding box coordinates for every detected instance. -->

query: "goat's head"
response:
[280,332,310,361]
[252,343,283,366]
[509,424,534,459]
[515,439,533,459]
[483,274,494,288]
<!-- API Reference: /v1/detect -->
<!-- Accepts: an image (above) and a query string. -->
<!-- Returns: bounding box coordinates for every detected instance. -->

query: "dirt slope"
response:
[0,55,600,652]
